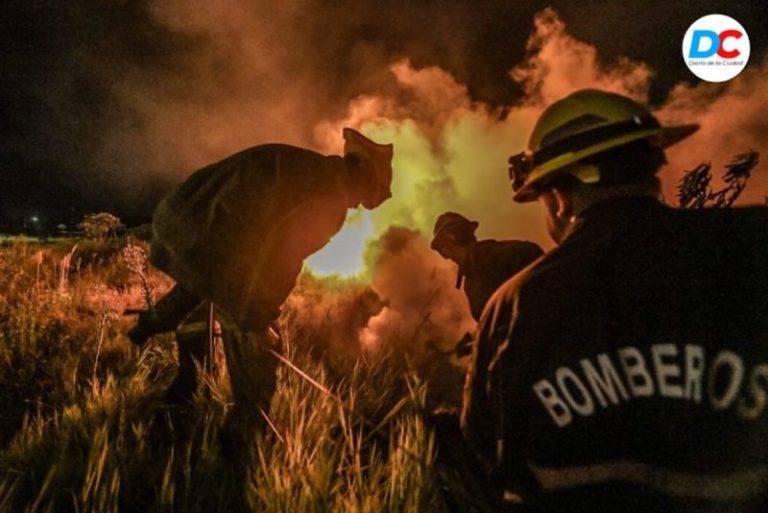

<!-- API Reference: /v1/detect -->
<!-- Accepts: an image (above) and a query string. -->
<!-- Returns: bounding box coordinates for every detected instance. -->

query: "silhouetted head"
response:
[343,128,393,209]
[508,89,698,244]
[430,212,479,266]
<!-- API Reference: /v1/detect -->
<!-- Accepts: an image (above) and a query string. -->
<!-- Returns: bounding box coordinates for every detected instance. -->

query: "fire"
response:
[304,208,375,278]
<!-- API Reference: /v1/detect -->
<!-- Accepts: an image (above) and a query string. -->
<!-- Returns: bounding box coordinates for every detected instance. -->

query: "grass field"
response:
[0,237,454,513]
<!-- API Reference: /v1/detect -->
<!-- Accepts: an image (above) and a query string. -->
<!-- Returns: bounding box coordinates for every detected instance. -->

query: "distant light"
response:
[30,216,39,223]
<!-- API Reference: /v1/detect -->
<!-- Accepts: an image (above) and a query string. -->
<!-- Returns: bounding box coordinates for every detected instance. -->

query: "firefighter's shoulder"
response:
[477,252,549,329]
[474,238,543,257]
[478,242,595,332]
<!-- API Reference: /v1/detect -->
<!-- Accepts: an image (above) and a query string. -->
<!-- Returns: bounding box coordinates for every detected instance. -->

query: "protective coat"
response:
[459,240,543,321]
[150,144,351,326]
[463,197,768,512]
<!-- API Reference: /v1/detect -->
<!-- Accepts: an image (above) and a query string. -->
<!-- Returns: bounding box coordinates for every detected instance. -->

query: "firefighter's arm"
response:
[461,280,546,503]
[460,289,515,471]
[125,285,203,346]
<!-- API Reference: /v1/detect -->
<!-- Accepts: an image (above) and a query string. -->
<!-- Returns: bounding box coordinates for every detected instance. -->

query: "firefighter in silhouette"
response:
[127,128,393,438]
[431,212,543,322]
[430,212,542,357]
[457,89,768,512]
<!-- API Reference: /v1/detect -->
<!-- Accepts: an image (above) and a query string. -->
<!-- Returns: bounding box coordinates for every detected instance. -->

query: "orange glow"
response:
[304,208,374,278]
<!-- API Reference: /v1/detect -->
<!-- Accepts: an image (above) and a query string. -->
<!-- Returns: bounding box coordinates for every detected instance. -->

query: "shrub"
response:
[79,213,124,240]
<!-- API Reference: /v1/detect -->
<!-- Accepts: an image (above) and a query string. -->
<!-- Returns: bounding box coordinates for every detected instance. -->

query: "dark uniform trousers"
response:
[138,285,281,435]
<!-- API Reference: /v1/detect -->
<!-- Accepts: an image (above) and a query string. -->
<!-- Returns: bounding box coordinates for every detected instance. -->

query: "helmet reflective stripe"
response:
[534,115,659,170]
[508,89,699,202]
[509,116,659,191]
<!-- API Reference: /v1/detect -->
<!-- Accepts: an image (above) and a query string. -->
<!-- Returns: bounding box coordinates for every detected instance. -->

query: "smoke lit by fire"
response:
[105,6,768,355]
[303,8,767,284]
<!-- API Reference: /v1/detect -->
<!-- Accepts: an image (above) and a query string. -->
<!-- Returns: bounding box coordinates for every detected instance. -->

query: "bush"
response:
[79,213,124,240]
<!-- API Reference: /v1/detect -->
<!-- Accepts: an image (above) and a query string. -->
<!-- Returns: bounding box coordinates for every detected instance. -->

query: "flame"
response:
[304,208,375,278]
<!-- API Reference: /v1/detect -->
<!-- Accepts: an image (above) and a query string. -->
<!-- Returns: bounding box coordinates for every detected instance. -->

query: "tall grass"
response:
[0,238,449,512]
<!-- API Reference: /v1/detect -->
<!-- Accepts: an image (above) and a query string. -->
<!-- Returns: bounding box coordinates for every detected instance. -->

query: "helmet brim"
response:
[656,124,699,148]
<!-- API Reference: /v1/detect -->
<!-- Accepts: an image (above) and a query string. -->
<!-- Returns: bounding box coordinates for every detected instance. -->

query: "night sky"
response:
[1,0,766,230]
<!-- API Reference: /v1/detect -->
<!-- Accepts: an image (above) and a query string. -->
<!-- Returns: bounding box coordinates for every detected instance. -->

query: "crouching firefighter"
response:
[458,89,768,512]
[128,128,394,445]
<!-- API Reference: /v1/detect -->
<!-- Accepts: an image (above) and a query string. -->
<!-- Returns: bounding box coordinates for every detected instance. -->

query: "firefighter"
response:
[431,212,543,322]
[128,128,393,440]
[460,89,768,511]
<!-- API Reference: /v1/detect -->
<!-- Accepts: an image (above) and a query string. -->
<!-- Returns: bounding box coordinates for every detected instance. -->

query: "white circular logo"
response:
[682,14,750,82]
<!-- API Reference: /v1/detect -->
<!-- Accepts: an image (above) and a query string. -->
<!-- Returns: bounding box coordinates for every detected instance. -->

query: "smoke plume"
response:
[313,6,768,254]
[360,227,475,356]
[16,3,765,358]
[297,7,767,355]
[658,60,768,204]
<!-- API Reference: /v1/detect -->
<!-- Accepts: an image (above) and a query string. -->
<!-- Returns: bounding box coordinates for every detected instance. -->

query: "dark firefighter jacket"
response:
[460,240,544,321]
[150,144,351,326]
[462,196,768,512]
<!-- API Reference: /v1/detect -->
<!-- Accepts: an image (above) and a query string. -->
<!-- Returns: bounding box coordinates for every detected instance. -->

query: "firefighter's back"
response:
[150,143,349,322]
[509,198,768,512]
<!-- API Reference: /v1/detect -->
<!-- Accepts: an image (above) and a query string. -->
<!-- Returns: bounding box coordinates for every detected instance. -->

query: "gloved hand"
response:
[126,309,155,347]
[453,332,474,357]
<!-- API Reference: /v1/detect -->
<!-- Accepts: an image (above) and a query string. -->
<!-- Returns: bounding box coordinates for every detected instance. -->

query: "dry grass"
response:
[0,237,449,513]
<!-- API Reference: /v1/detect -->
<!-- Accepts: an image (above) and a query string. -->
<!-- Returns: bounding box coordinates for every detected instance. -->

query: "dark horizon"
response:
[1,0,767,231]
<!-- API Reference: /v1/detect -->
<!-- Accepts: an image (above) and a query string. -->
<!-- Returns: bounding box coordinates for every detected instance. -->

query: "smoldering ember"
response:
[1,2,767,512]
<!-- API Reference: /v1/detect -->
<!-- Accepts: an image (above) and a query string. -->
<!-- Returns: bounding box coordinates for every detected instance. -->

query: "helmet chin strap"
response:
[552,187,574,221]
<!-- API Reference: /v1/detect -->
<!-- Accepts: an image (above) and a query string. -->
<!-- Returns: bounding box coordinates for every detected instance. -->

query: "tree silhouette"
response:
[677,150,759,209]
[78,212,124,239]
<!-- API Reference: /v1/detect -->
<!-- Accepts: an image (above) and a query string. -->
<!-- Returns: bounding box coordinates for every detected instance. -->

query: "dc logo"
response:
[683,14,750,82]
[689,29,744,59]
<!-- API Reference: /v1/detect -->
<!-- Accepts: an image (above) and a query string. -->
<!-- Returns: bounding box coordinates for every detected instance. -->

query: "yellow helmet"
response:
[508,89,699,202]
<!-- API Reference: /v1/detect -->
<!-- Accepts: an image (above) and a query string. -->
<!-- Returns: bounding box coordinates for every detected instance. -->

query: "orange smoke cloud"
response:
[100,4,766,357]
[313,6,766,256]
[98,0,396,184]
[360,227,475,356]
[658,57,768,205]
[285,228,474,364]
[510,7,654,105]
[302,7,766,358]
